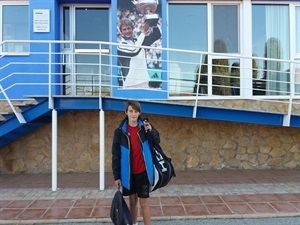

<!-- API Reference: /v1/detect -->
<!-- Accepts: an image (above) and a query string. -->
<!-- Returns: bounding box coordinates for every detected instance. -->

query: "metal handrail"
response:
[0,84,26,123]
[0,39,300,125]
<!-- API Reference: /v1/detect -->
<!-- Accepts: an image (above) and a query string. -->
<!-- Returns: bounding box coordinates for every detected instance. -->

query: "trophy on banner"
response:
[132,0,159,26]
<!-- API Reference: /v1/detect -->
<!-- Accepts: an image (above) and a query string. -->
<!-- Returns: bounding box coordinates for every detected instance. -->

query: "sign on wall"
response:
[33,9,50,33]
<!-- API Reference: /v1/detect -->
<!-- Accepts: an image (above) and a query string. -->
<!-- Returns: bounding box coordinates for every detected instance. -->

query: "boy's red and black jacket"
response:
[111,117,160,190]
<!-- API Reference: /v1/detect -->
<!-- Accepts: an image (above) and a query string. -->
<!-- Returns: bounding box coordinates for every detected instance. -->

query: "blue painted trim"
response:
[140,101,193,117]
[53,97,284,126]
[290,115,300,128]
[53,97,194,117]
[196,106,283,126]
[0,118,25,137]
[0,99,50,136]
[102,97,194,117]
[102,97,126,112]
[55,97,100,110]
[0,123,43,147]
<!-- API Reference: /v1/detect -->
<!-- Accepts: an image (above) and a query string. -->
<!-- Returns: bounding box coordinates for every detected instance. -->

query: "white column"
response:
[99,109,105,190]
[52,109,58,191]
[241,0,253,97]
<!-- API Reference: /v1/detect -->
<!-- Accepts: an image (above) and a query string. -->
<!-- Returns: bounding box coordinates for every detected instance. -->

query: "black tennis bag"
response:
[151,144,176,192]
[110,189,132,225]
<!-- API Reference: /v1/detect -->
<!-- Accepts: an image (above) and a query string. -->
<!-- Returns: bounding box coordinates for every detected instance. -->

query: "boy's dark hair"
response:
[125,100,141,113]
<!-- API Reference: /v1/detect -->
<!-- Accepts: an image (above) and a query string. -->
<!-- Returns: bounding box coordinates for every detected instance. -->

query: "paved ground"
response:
[1,170,300,224]
[24,217,300,225]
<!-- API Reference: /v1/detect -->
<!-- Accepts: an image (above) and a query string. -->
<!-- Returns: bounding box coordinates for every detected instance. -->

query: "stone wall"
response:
[0,110,300,174]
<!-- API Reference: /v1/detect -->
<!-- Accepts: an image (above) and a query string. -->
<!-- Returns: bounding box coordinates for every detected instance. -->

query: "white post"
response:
[52,109,58,191]
[241,0,253,97]
[283,62,295,127]
[193,53,203,118]
[99,109,105,190]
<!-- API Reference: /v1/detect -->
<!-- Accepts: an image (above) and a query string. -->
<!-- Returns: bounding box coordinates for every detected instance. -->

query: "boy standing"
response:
[112,100,160,225]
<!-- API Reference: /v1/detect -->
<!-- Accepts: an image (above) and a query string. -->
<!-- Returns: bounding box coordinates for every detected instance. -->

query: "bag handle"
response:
[143,118,155,151]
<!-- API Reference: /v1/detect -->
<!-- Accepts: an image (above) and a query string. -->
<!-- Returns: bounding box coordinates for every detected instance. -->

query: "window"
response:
[1,4,29,53]
[210,5,240,96]
[168,3,240,96]
[252,4,290,95]
[294,7,300,95]
[295,59,300,95]
[61,6,110,96]
[63,6,70,49]
[213,5,239,54]
[168,3,207,94]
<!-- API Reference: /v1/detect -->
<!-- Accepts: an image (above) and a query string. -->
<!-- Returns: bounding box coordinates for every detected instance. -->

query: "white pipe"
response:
[75,49,109,54]
[52,109,58,191]
[48,43,53,109]
[99,109,105,190]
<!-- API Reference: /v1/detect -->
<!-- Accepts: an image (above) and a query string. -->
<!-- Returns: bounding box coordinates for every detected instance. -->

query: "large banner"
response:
[113,0,166,99]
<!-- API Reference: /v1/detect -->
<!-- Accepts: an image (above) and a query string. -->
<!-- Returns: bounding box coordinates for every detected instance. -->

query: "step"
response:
[0,111,15,120]
[13,102,36,111]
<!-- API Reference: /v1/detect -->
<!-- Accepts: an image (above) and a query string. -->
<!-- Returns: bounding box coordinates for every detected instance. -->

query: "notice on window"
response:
[33,9,50,32]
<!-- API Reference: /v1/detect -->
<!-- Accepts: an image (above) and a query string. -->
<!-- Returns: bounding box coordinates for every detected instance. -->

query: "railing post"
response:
[193,53,203,118]
[48,43,54,109]
[99,43,105,190]
[283,62,295,127]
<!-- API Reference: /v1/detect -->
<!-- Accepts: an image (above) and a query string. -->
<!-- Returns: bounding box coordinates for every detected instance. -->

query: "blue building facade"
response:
[0,0,299,100]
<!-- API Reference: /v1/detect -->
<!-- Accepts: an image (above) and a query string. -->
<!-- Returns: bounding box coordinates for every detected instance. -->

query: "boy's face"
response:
[126,105,140,123]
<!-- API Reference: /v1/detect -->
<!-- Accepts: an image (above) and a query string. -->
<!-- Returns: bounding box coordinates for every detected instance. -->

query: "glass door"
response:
[62,5,110,96]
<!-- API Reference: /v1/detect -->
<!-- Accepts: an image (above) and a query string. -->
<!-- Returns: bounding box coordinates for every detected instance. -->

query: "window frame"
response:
[167,1,242,96]
[208,3,241,96]
[211,3,240,54]
[167,2,208,95]
[294,5,300,55]
[0,1,29,55]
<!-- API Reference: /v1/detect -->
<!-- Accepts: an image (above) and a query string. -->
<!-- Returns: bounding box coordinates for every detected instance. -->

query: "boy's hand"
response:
[144,122,152,132]
[115,179,121,189]
[143,118,152,132]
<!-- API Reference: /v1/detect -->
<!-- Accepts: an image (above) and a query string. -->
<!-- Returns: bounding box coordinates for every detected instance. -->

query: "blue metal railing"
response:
[1,40,300,126]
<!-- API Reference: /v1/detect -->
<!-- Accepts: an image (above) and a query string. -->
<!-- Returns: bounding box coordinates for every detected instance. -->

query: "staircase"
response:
[0,97,52,147]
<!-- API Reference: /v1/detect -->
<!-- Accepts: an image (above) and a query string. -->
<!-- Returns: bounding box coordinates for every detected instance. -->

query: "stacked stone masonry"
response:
[1,109,300,174]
